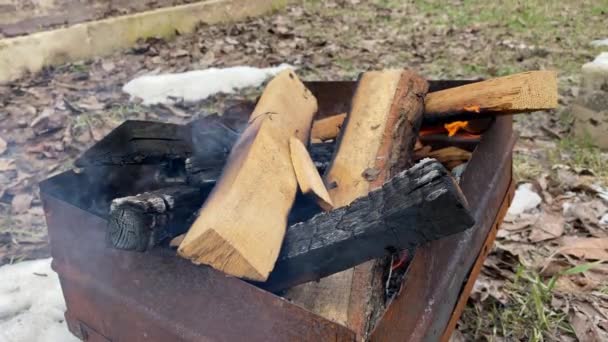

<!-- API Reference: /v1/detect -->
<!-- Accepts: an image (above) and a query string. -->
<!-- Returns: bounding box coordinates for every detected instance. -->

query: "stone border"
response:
[0,0,286,84]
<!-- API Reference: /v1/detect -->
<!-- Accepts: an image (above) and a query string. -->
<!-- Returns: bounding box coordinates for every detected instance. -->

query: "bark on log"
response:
[285,69,429,335]
[260,159,474,292]
[107,185,205,251]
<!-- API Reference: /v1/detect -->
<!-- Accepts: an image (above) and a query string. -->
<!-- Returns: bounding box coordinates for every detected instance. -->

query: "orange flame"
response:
[444,121,469,137]
[463,105,481,113]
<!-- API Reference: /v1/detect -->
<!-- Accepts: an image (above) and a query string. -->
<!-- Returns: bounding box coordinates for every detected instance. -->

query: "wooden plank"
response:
[107,185,205,251]
[285,69,428,336]
[261,159,474,292]
[289,137,333,210]
[425,70,558,117]
[178,70,318,281]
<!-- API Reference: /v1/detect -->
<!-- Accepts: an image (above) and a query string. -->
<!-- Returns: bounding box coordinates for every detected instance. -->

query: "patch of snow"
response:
[507,183,542,216]
[0,258,77,342]
[583,52,608,72]
[590,38,608,47]
[123,64,293,105]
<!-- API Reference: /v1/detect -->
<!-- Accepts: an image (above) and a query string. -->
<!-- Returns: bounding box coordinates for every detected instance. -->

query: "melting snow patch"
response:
[590,38,608,47]
[0,258,77,342]
[507,183,542,216]
[123,64,293,105]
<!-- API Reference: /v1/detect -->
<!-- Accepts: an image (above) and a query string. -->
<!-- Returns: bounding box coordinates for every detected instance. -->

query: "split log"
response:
[424,70,558,122]
[427,146,472,163]
[261,159,474,292]
[178,70,318,281]
[107,185,205,251]
[311,113,346,141]
[285,69,429,334]
[289,137,333,210]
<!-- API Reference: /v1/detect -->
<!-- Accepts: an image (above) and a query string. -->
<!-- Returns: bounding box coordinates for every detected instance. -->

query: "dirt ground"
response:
[1,0,607,340]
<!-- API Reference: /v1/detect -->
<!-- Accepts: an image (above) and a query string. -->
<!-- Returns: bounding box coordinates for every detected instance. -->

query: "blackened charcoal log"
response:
[258,159,474,292]
[108,185,207,251]
[184,156,223,187]
[185,142,336,187]
[75,101,253,168]
[75,121,192,167]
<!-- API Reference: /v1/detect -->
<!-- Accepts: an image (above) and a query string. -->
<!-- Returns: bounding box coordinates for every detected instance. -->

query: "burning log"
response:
[290,71,558,141]
[178,70,318,281]
[424,70,558,123]
[286,69,429,331]
[262,159,473,292]
[427,146,472,170]
[108,185,205,251]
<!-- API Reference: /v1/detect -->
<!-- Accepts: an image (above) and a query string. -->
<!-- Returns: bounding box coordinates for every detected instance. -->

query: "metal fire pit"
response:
[40,81,516,341]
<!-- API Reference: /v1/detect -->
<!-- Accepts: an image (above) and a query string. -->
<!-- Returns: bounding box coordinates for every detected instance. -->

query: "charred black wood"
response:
[75,120,192,167]
[185,142,336,187]
[108,185,208,251]
[258,159,475,292]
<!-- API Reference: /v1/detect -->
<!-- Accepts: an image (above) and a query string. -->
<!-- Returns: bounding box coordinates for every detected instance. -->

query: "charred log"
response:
[259,159,474,292]
[108,185,208,251]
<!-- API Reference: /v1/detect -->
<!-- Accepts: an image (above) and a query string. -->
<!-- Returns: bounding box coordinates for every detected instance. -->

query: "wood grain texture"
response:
[178,70,318,281]
[289,137,333,210]
[425,70,558,116]
[262,159,474,292]
[285,69,429,335]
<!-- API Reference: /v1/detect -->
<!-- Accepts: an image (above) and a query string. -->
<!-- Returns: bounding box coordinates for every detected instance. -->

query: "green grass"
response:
[513,153,544,182]
[461,262,602,341]
[548,135,608,180]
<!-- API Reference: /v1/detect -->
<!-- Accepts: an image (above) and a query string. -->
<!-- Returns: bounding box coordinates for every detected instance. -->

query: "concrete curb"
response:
[0,0,286,84]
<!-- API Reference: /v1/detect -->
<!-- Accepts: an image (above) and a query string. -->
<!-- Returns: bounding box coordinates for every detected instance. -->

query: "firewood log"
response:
[285,69,429,333]
[261,159,473,292]
[311,112,346,141]
[178,70,318,281]
[292,71,558,141]
[424,70,558,121]
[107,185,205,251]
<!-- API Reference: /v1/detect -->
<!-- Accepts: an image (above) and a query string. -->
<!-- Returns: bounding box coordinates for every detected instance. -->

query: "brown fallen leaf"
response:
[570,311,603,342]
[12,193,34,214]
[529,209,564,242]
[563,200,608,238]
[558,237,608,260]
[0,158,16,171]
[0,136,6,155]
[501,213,539,231]
[470,273,508,304]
